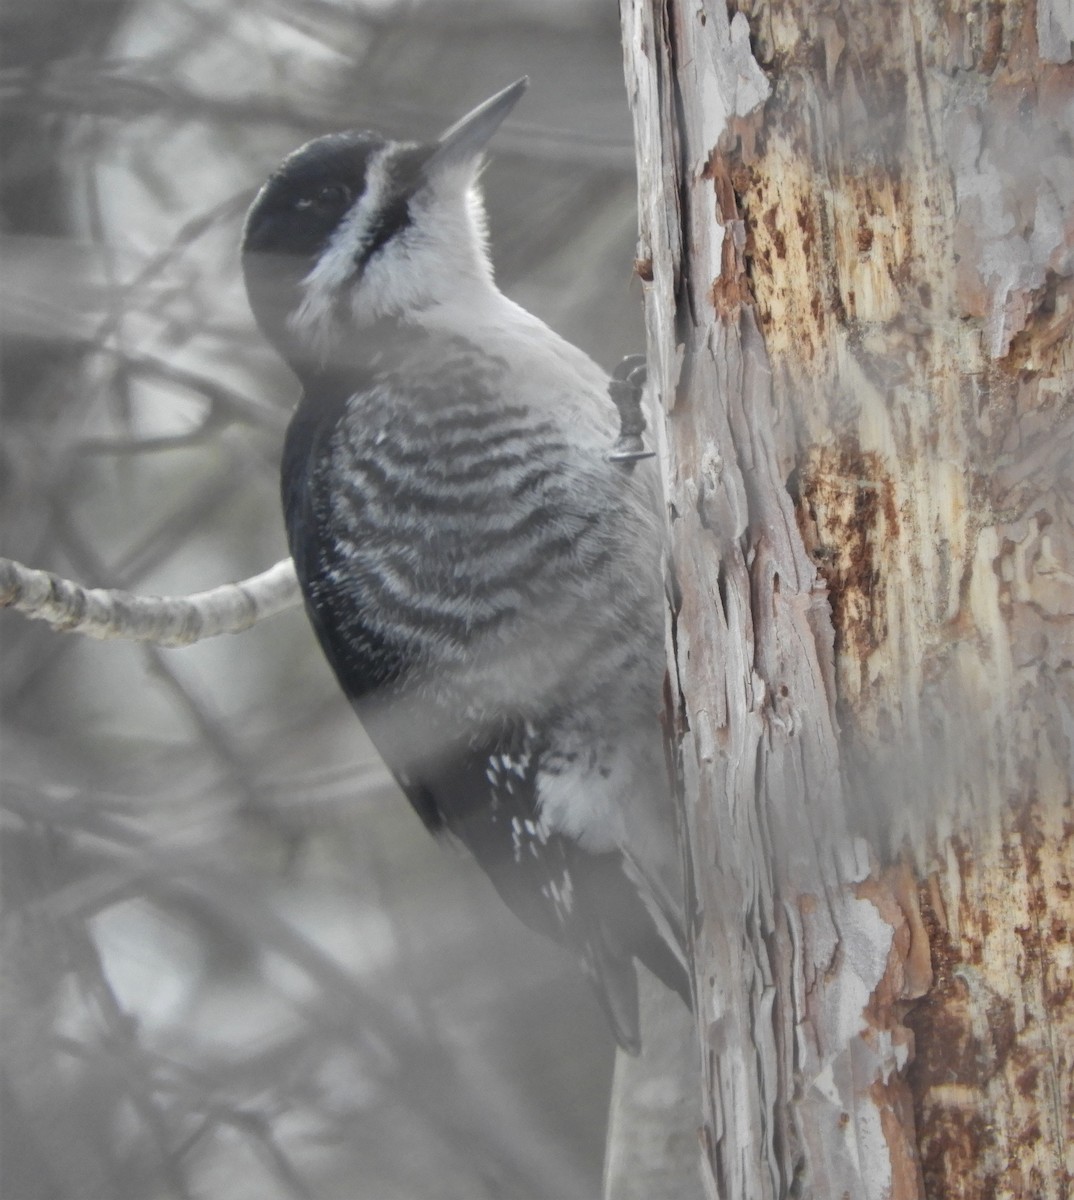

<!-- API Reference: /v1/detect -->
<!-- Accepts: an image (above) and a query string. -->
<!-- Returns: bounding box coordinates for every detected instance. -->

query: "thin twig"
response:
[0,556,299,645]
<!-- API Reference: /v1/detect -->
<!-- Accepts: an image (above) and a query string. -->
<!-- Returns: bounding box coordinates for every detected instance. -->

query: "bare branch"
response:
[0,556,299,646]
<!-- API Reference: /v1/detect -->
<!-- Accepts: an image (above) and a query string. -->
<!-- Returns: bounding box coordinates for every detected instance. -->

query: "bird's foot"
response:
[607,354,655,466]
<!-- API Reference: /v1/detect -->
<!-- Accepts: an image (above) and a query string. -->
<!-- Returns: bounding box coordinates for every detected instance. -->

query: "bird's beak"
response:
[426,77,529,173]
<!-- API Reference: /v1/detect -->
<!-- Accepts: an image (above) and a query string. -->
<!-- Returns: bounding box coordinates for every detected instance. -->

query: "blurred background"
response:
[0,1,644,1196]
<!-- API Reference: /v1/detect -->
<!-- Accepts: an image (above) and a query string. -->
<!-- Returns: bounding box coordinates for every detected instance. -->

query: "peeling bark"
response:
[622,0,1073,1196]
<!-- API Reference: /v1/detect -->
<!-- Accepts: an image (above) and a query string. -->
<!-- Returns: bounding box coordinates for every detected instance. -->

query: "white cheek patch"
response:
[287,146,399,351]
[349,233,421,327]
[351,174,491,326]
[288,152,494,345]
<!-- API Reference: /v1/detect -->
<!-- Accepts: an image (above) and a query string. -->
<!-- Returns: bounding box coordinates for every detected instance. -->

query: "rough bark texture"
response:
[622,0,1073,1197]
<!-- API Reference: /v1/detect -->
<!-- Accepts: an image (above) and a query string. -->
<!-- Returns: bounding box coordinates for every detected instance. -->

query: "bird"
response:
[241,78,689,1052]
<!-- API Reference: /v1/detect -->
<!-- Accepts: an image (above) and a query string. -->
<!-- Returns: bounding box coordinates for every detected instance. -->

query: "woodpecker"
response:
[242,79,689,1052]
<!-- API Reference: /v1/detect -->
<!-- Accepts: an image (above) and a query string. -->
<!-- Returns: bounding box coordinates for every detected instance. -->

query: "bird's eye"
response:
[296,183,352,214]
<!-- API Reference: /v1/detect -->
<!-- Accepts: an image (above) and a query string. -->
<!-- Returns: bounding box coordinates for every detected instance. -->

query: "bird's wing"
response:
[281,377,688,1051]
[371,710,662,1053]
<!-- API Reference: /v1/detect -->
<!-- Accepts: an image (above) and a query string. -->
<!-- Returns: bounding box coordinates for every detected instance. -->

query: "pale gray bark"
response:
[619,0,1073,1197]
[618,2,937,1197]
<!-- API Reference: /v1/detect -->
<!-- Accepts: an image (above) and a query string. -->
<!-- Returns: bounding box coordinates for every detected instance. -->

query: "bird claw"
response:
[608,355,653,468]
[612,353,647,385]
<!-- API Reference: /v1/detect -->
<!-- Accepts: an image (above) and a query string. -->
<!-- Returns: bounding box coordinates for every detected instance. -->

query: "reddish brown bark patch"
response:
[792,440,897,663]
[906,811,1074,1199]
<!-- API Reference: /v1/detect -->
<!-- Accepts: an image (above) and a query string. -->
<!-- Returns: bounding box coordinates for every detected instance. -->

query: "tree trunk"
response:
[621,1,1073,1196]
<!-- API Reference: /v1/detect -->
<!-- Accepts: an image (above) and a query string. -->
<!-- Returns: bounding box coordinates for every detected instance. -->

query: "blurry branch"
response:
[0,555,299,645]
[3,778,596,1200]
[0,69,634,168]
[141,643,266,817]
[115,352,289,434]
[88,189,257,343]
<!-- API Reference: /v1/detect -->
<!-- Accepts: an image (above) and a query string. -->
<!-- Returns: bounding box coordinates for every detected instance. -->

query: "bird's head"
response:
[241,78,528,372]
